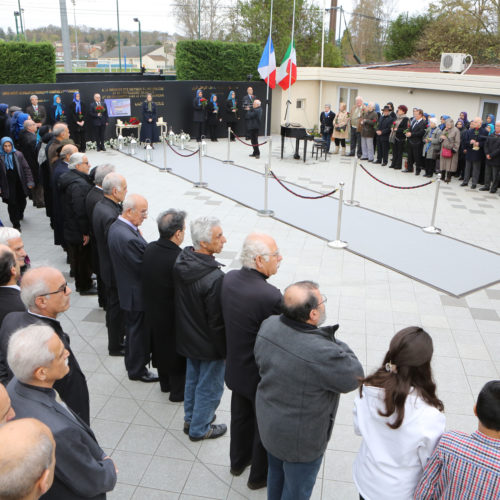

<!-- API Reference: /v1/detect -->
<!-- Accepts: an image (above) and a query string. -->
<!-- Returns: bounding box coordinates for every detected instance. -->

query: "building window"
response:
[480,99,499,122]
[296,99,305,109]
[338,87,358,111]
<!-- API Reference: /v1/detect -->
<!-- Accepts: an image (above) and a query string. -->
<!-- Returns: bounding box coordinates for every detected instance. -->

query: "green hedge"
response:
[0,42,56,84]
[176,40,261,81]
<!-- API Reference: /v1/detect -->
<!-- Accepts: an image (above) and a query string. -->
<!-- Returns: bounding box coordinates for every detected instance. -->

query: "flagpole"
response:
[264,0,273,139]
[287,0,296,110]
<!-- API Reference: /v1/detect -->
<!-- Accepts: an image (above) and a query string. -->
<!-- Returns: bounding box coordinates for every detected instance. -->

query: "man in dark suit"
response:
[85,164,116,309]
[404,108,427,175]
[92,173,127,356]
[26,94,47,128]
[52,144,78,250]
[0,266,90,424]
[18,119,45,208]
[242,86,255,140]
[107,194,157,382]
[142,209,187,400]
[89,93,108,152]
[221,233,283,490]
[0,377,15,424]
[0,244,24,327]
[58,153,96,295]
[320,104,335,153]
[7,324,117,499]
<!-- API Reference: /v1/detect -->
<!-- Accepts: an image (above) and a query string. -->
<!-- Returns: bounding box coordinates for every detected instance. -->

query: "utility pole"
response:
[14,12,20,40]
[134,18,142,70]
[59,0,72,72]
[329,0,337,45]
[72,0,79,61]
[17,0,24,35]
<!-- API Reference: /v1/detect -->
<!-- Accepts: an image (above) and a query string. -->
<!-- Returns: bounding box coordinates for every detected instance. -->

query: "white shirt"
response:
[353,385,445,500]
[1,284,20,290]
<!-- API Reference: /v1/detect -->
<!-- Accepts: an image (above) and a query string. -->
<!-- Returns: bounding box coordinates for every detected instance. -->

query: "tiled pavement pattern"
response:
[4,135,499,499]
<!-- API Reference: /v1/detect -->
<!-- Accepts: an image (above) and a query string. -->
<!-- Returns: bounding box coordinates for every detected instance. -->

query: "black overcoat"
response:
[140,101,159,143]
[142,238,186,375]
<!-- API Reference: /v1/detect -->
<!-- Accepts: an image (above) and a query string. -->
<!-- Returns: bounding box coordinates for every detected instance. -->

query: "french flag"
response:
[258,35,277,89]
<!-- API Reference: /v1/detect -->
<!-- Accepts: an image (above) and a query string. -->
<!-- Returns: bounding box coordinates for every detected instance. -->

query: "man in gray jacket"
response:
[255,280,363,499]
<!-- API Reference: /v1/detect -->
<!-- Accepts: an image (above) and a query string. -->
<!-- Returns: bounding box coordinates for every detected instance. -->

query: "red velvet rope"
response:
[270,171,338,199]
[167,142,200,157]
[233,132,268,147]
[359,163,435,189]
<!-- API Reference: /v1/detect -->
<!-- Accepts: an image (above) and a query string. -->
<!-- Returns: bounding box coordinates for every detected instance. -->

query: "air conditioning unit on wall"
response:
[440,53,473,74]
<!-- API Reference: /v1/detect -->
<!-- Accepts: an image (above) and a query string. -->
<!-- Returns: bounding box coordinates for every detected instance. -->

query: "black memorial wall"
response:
[0,80,270,140]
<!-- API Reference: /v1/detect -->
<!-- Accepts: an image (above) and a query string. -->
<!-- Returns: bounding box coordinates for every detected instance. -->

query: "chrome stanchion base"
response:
[422,226,441,234]
[328,240,348,249]
[344,200,360,207]
[257,209,274,217]
[223,160,234,164]
[193,182,208,188]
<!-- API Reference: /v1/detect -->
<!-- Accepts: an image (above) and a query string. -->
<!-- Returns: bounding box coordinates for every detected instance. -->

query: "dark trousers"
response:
[94,125,106,150]
[208,123,218,141]
[230,391,267,484]
[193,121,205,142]
[6,169,27,228]
[334,138,346,147]
[105,284,125,353]
[321,132,332,152]
[349,127,361,157]
[376,136,390,163]
[124,310,149,378]
[227,123,236,141]
[250,129,260,156]
[66,242,93,292]
[407,141,423,172]
[390,140,404,169]
[72,126,86,152]
[464,160,481,185]
[424,158,436,177]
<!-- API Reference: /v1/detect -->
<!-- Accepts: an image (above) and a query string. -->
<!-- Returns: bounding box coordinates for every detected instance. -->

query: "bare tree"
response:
[174,0,228,39]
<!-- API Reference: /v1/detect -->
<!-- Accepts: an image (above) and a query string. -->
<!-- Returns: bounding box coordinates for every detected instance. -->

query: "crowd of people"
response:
[320,98,500,192]
[192,86,263,158]
[0,96,498,499]
[0,183,498,499]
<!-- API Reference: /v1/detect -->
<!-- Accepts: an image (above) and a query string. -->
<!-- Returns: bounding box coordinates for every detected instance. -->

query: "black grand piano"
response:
[280,124,313,163]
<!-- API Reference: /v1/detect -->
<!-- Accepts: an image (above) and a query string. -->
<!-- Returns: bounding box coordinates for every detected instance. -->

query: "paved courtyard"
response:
[4,134,500,499]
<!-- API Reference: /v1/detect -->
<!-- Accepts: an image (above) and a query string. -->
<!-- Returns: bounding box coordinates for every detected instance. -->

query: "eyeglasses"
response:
[261,249,281,258]
[39,282,68,297]
[317,295,327,307]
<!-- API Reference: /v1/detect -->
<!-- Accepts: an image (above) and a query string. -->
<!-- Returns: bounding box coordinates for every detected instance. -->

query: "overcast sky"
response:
[3,0,432,37]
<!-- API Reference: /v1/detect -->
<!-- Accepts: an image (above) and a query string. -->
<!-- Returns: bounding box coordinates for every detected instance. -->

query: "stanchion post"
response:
[258,163,274,217]
[344,157,360,206]
[422,174,442,234]
[193,146,208,188]
[328,181,348,249]
[223,127,234,164]
[160,136,171,173]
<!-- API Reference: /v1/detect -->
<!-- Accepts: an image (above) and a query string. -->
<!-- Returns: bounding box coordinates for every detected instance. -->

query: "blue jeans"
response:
[184,359,225,438]
[321,132,331,152]
[267,452,323,500]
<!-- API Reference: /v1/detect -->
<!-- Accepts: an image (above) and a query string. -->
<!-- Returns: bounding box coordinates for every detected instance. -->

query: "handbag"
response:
[441,147,453,158]
[324,125,332,134]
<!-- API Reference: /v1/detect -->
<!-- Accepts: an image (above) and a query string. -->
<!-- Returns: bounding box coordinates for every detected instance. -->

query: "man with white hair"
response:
[6,325,117,499]
[0,418,55,500]
[174,216,227,441]
[47,123,71,168]
[0,226,28,272]
[0,266,90,424]
[89,93,108,152]
[349,96,364,158]
[0,244,24,327]
[247,99,262,159]
[26,94,47,127]
[52,144,78,250]
[221,233,283,490]
[58,152,96,295]
[85,164,116,309]
[93,173,127,356]
[18,119,45,208]
[108,194,157,381]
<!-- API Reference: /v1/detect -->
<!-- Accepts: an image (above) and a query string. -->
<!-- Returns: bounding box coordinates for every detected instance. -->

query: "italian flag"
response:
[277,41,297,90]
